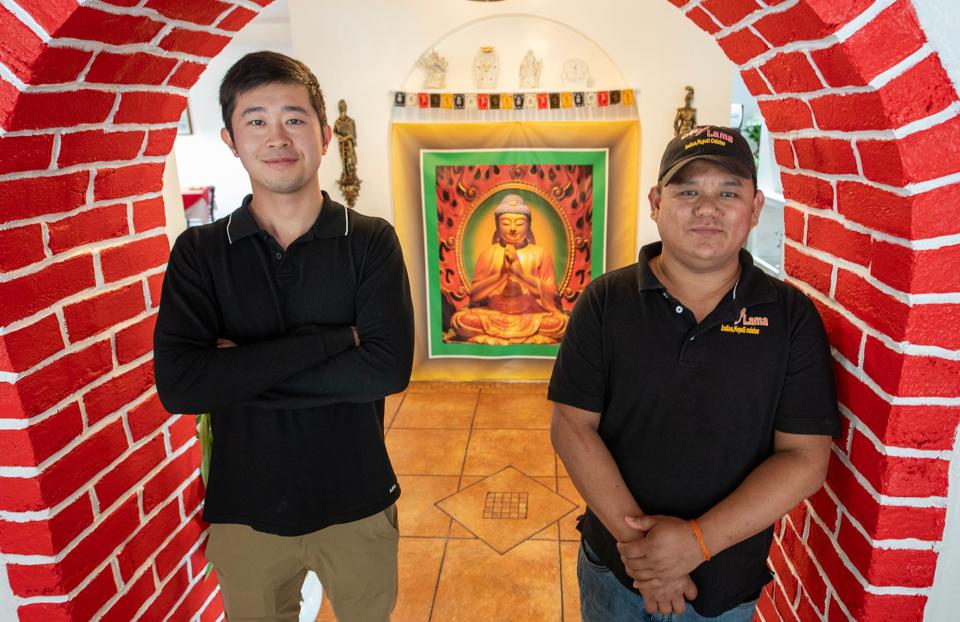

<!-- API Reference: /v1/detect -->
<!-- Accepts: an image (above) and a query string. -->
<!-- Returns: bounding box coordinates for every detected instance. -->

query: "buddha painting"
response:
[446,194,568,345]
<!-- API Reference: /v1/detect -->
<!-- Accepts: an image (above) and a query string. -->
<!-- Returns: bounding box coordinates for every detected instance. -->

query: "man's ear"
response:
[321,124,333,155]
[751,188,765,227]
[648,185,662,221]
[220,127,238,157]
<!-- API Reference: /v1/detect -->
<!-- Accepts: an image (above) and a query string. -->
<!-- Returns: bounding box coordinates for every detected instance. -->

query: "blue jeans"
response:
[577,539,757,622]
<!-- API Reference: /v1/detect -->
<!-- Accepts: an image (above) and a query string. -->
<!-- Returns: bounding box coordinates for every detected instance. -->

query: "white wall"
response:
[396,15,628,91]
[913,3,960,619]
[172,20,292,220]
[288,0,734,248]
[0,557,16,622]
[162,151,186,245]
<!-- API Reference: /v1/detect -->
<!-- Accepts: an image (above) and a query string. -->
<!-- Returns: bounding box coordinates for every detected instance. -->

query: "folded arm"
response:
[248,224,414,408]
[152,233,356,414]
[619,431,832,583]
[551,402,697,614]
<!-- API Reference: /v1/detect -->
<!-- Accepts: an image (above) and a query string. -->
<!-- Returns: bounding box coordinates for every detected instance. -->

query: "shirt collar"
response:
[226,190,350,244]
[636,241,776,306]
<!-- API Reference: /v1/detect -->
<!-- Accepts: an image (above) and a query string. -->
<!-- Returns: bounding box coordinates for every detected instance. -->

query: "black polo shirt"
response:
[548,242,838,617]
[154,192,413,535]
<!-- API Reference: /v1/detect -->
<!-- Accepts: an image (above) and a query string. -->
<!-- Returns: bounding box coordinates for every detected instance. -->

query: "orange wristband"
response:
[689,519,711,561]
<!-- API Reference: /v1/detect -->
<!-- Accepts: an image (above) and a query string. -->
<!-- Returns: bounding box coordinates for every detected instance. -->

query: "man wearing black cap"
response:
[550,126,839,620]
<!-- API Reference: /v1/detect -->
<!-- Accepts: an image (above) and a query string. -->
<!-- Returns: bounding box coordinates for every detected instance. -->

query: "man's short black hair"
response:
[219,51,327,140]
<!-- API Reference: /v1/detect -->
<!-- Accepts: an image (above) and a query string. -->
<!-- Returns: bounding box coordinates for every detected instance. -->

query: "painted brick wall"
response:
[673,0,960,619]
[0,0,265,619]
[0,0,957,621]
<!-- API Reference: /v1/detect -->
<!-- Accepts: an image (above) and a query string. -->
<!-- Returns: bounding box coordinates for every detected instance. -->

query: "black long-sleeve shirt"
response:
[153,192,413,535]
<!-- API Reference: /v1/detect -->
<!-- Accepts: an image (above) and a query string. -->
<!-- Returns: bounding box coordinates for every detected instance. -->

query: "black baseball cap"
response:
[658,125,756,185]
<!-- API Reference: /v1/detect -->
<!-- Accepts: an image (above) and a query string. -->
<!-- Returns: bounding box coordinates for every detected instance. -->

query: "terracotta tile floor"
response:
[317,382,586,622]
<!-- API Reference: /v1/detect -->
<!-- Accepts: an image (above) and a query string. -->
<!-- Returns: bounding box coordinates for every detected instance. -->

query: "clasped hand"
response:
[616,514,704,615]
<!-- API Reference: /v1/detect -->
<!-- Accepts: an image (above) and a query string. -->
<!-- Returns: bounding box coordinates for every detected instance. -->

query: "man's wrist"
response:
[351,326,360,347]
[689,518,711,562]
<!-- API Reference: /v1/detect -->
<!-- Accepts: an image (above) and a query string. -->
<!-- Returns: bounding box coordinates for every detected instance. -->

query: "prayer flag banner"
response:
[394,90,637,112]
[420,148,608,358]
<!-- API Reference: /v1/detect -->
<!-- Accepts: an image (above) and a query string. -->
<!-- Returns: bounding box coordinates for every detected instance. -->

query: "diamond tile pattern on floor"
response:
[437,466,577,554]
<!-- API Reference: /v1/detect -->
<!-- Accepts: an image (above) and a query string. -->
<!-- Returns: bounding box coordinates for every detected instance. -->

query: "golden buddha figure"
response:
[449,194,568,345]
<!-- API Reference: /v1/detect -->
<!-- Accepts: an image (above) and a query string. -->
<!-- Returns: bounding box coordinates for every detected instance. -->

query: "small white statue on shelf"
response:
[418,49,448,90]
[561,58,592,90]
[518,49,542,90]
[473,46,500,90]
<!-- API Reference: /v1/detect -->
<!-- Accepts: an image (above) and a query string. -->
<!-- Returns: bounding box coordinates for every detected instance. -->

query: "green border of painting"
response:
[420,148,608,358]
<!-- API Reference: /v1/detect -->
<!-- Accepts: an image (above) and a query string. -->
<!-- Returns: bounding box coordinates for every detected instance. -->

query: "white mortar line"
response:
[47,133,62,170]
[159,58,184,89]
[103,92,123,127]
[0,263,165,340]
[46,35,224,61]
[1,437,196,565]
[142,273,157,309]
[0,0,51,40]
[683,0,723,32]
[0,348,159,439]
[808,503,934,597]
[1,207,166,246]
[834,490,944,551]
[190,586,221,622]
[126,200,136,235]
[74,50,99,83]
[11,484,200,614]
[129,491,205,620]
[0,393,145,479]
[1,122,178,138]
[870,45,935,89]
[91,252,104,288]
[891,103,960,139]
[754,45,935,99]
[70,0,242,40]
[767,101,960,143]
[234,0,268,12]
[158,531,210,622]
[0,192,166,231]
[0,233,168,288]
[832,0,899,43]
[782,198,960,251]
[0,60,27,92]
[20,82,190,97]
[91,562,158,618]
[0,466,37,477]
[802,282,960,363]
[784,238,960,306]
[838,354,960,407]
[803,49,829,88]
[711,0,798,41]
[0,155,168,184]
[733,0,898,71]
[39,221,52,259]
[833,446,948,507]
[841,406,954,460]
[0,330,158,432]
[84,168,97,208]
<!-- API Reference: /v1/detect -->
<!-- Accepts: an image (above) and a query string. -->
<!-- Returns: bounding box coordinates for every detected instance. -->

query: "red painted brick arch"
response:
[0,1,957,620]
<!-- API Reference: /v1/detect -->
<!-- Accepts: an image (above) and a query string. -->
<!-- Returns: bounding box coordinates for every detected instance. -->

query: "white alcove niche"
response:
[399,14,629,93]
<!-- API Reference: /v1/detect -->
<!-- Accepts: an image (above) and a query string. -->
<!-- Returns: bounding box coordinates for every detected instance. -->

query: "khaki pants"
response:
[206,505,399,622]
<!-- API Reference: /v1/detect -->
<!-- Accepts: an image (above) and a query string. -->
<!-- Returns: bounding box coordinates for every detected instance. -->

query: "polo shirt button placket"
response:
[675,305,683,314]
